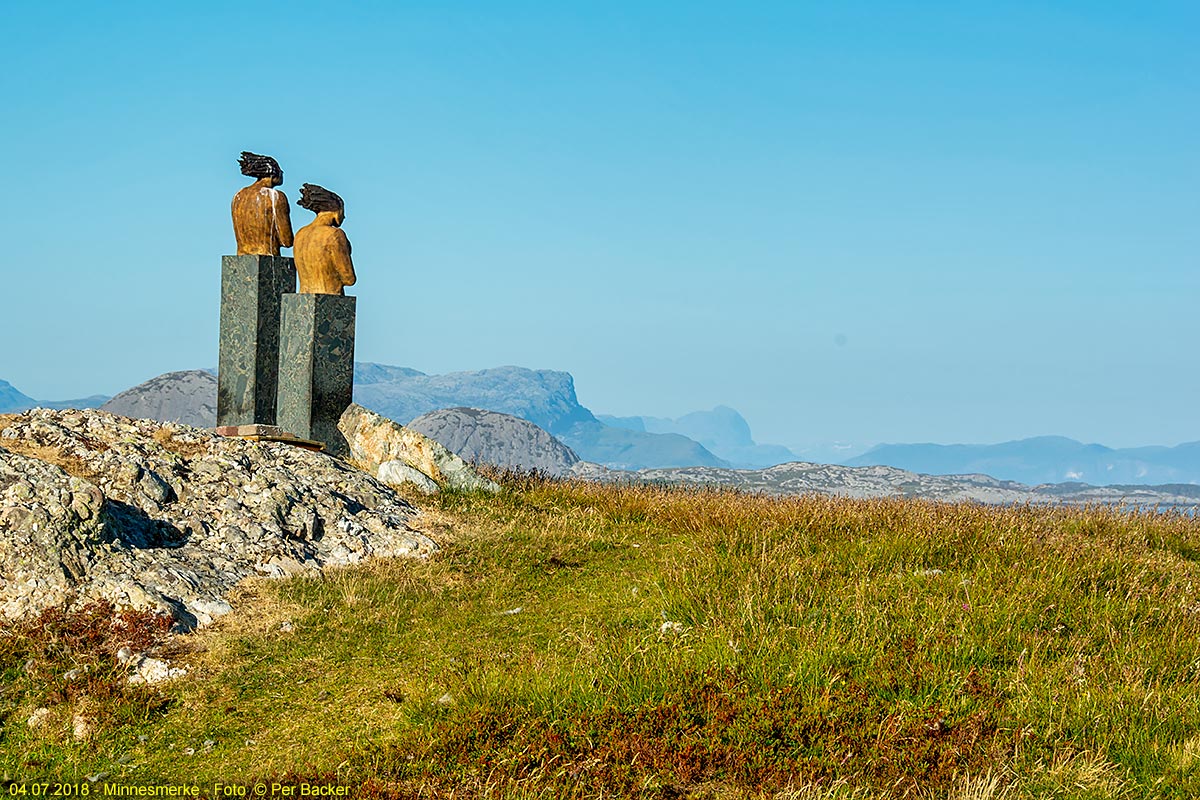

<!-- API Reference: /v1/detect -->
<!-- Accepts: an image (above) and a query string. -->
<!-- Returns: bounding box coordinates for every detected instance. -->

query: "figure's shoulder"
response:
[310,224,349,244]
[231,185,255,204]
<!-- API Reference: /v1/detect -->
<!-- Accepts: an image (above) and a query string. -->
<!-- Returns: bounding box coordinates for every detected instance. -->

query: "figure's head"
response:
[298,183,346,226]
[239,151,283,187]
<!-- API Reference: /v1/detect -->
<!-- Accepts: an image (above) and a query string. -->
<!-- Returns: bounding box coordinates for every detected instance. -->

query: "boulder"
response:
[338,404,500,494]
[408,407,579,477]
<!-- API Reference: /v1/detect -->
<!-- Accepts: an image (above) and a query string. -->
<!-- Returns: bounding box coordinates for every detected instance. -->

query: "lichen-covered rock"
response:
[0,408,436,628]
[0,449,109,620]
[339,404,499,494]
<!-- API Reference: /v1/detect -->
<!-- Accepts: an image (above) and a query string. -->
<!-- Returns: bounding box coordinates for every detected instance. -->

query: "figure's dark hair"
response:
[238,151,283,180]
[298,183,344,213]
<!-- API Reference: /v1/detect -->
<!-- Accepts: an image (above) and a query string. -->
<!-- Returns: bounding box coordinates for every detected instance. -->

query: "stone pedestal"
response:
[217,255,296,427]
[277,293,356,454]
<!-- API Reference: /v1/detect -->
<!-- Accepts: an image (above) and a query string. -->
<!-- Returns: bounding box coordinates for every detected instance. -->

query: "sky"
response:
[1,1,1197,453]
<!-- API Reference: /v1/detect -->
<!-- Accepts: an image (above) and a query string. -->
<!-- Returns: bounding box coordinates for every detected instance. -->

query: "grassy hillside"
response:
[3,475,1200,797]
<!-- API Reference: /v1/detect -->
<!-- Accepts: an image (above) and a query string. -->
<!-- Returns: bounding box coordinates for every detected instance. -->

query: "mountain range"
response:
[7,367,1200,487]
[0,379,108,413]
[599,406,797,468]
[352,364,726,470]
[846,437,1200,486]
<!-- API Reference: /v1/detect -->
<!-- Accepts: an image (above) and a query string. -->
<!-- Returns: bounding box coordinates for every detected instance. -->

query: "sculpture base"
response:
[215,424,325,452]
[277,293,356,457]
[217,255,296,427]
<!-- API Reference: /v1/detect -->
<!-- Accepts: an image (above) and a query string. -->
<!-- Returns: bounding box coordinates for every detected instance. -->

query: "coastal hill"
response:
[847,436,1200,486]
[0,378,108,413]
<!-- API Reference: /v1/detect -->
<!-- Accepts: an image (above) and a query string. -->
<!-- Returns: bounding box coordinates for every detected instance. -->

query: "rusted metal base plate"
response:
[242,434,325,451]
[215,424,325,451]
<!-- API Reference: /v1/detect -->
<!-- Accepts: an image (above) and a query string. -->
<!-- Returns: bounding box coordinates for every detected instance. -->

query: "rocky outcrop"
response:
[339,404,500,494]
[408,407,580,477]
[0,409,435,628]
[101,370,218,428]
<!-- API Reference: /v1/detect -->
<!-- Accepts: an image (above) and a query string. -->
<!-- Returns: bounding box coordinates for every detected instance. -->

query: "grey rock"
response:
[127,655,186,685]
[101,371,218,428]
[378,461,440,494]
[408,407,579,477]
[339,404,499,494]
[0,409,436,628]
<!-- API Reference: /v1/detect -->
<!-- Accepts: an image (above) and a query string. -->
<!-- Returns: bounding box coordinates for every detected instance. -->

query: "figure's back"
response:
[232,184,293,256]
[294,222,355,295]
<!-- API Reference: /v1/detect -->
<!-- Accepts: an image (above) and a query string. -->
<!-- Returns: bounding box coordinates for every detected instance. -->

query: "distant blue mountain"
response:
[0,380,36,413]
[0,379,108,413]
[352,363,727,470]
[845,436,1200,486]
[599,405,797,468]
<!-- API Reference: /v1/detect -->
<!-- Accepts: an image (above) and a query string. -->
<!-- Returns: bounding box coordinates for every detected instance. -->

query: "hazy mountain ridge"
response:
[0,379,108,413]
[846,435,1200,486]
[599,405,798,468]
[354,364,595,435]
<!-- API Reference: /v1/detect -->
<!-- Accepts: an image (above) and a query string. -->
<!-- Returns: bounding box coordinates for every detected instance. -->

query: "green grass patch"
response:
[3,477,1200,798]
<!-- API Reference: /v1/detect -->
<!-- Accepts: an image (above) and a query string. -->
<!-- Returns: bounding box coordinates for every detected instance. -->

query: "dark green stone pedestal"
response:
[277,294,356,456]
[217,255,296,427]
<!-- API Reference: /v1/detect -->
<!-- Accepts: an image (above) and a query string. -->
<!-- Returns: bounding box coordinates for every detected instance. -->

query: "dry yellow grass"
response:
[3,472,1199,796]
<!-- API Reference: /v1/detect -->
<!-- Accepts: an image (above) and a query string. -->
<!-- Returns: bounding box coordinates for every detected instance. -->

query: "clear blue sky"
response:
[2,1,1197,451]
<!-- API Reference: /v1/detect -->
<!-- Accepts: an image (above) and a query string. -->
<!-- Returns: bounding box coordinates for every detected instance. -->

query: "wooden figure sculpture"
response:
[294,183,357,295]
[231,152,294,256]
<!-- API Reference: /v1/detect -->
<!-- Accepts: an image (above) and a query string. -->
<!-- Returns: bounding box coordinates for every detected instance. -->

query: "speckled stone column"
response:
[277,293,356,455]
[217,255,296,427]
